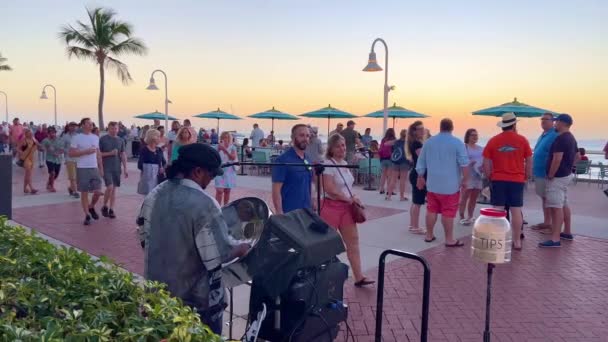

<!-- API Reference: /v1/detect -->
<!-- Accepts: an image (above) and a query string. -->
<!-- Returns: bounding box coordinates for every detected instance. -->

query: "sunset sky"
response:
[0,0,606,139]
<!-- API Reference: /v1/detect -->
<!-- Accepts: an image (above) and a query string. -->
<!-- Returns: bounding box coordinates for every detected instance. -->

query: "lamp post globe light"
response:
[0,91,7,123]
[363,38,393,134]
[40,84,57,126]
[146,69,169,130]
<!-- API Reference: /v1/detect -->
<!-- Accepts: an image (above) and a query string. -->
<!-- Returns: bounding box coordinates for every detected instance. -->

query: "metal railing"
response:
[375,249,431,342]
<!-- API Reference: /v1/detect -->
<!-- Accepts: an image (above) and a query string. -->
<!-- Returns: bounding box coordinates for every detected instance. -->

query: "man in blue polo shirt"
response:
[272,124,313,214]
[531,113,558,231]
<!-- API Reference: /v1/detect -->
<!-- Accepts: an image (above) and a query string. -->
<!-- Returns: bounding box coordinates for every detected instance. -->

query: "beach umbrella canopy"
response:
[364,102,429,128]
[193,108,241,132]
[134,111,177,121]
[472,97,557,118]
[300,104,357,137]
[248,107,299,132]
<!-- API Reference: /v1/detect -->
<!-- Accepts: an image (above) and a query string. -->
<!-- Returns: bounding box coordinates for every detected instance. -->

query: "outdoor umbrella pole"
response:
[239,146,247,175]
[364,148,376,191]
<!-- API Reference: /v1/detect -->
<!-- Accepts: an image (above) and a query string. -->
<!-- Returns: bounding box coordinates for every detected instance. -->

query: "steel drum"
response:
[221,197,272,287]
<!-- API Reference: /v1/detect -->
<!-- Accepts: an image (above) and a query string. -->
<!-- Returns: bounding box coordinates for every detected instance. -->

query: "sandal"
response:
[512,242,522,251]
[409,226,426,234]
[424,236,436,243]
[400,197,409,201]
[354,278,375,287]
[445,240,465,247]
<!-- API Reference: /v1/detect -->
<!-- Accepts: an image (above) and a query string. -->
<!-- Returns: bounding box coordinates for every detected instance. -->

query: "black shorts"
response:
[490,181,524,208]
[46,161,61,176]
[409,170,427,205]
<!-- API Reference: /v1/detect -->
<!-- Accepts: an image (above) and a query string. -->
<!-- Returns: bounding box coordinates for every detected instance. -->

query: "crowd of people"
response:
[1,111,595,335]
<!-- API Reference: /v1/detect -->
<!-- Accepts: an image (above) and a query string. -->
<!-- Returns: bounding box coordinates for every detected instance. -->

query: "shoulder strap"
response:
[330,159,354,199]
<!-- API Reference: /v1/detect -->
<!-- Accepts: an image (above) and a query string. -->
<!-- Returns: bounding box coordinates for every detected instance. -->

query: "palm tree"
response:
[0,52,12,71]
[59,7,147,129]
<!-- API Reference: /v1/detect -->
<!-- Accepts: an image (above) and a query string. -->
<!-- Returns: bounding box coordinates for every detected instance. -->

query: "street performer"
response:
[137,143,250,334]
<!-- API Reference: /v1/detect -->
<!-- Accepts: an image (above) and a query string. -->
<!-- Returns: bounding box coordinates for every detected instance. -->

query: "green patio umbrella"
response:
[364,102,429,128]
[473,97,557,118]
[193,108,241,132]
[248,107,299,132]
[300,104,357,137]
[134,111,177,121]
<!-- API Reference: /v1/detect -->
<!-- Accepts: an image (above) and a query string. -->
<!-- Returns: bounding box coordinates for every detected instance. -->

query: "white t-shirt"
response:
[71,133,99,168]
[323,158,354,200]
[250,128,265,147]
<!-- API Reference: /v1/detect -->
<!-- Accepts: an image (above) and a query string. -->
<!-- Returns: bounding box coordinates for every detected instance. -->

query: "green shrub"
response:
[0,218,221,341]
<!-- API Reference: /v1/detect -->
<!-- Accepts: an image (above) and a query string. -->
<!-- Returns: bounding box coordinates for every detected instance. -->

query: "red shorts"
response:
[320,198,355,230]
[426,191,460,218]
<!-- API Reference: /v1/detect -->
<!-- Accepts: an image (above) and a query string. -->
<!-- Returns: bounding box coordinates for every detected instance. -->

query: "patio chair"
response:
[573,160,591,184]
[251,150,270,175]
[597,162,607,188]
[357,158,381,187]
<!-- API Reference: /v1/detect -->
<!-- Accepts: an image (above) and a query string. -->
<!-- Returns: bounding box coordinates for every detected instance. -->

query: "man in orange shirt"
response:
[483,113,532,250]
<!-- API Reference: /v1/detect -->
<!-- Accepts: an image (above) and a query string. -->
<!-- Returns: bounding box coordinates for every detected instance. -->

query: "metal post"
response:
[363,148,376,191]
[229,287,234,340]
[0,91,8,123]
[41,85,57,126]
[149,70,169,131]
[369,38,390,134]
[239,145,248,175]
[484,263,495,342]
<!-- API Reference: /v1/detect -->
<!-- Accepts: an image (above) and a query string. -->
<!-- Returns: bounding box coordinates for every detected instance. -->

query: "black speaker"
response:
[267,208,346,268]
[249,260,349,342]
[246,209,349,341]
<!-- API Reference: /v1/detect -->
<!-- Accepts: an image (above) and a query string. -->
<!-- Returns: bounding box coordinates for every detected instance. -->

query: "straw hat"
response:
[496,112,519,128]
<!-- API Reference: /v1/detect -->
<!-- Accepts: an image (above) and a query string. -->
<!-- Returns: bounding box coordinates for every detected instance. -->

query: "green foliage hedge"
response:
[0,218,221,341]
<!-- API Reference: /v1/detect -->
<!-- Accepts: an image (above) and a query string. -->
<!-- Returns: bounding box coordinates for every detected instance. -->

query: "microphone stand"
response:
[223,161,358,215]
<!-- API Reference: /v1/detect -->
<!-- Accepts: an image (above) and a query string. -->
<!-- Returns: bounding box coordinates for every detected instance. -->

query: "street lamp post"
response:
[40,84,57,126]
[363,38,392,134]
[0,91,7,123]
[146,69,169,130]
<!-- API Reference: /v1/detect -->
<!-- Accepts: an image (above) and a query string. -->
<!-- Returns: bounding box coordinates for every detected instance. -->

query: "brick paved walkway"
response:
[8,163,608,341]
[13,187,404,275]
[342,232,608,341]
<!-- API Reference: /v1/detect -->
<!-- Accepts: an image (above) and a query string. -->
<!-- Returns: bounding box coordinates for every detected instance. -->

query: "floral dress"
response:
[214,144,237,189]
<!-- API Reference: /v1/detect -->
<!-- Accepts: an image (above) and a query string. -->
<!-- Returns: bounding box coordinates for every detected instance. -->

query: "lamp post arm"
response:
[151,69,169,129]
[42,85,57,126]
[371,38,389,133]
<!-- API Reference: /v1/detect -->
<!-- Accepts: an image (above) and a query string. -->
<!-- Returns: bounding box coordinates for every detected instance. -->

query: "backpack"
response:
[379,141,392,159]
[391,140,406,163]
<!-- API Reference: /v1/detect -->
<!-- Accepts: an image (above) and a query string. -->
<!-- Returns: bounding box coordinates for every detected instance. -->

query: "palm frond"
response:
[0,52,11,71]
[105,56,132,85]
[109,38,147,57]
[59,24,96,48]
[66,46,97,62]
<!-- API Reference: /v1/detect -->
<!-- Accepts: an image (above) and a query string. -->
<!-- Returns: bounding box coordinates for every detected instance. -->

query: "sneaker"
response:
[84,215,92,226]
[88,207,99,220]
[101,206,110,218]
[538,240,561,248]
[108,209,116,219]
[560,233,574,241]
[71,192,80,199]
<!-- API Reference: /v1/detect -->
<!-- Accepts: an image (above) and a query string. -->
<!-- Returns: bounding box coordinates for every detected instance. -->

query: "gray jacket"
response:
[138,178,233,320]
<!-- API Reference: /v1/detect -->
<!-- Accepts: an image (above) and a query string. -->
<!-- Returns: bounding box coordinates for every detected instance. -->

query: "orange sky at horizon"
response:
[0,0,606,140]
